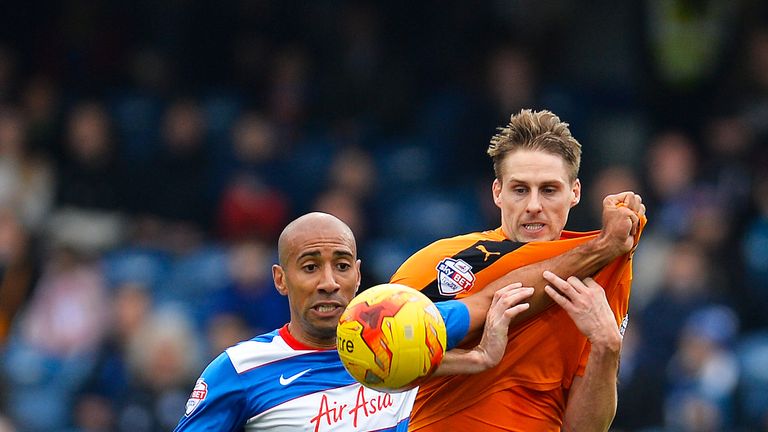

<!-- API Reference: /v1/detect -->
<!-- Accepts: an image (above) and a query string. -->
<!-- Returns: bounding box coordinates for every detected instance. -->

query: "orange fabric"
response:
[390,222,644,431]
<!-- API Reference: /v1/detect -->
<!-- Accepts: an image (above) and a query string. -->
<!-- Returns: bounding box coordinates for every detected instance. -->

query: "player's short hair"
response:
[487,109,582,182]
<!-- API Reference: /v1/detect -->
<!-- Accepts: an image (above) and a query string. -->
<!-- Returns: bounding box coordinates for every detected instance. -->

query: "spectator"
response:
[0,106,54,233]
[0,208,37,344]
[118,307,203,432]
[742,174,768,329]
[20,75,62,159]
[2,247,109,431]
[664,305,740,431]
[214,111,290,242]
[133,99,212,254]
[71,282,154,432]
[48,101,127,254]
[205,240,288,335]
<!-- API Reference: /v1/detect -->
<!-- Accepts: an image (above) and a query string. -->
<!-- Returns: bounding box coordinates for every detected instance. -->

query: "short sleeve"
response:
[173,353,247,431]
[434,300,470,350]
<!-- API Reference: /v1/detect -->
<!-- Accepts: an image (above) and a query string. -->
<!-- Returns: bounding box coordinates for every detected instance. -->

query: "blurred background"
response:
[0,0,767,431]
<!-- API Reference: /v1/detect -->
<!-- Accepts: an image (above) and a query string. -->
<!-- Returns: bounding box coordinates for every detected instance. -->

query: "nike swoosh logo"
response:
[279,368,311,385]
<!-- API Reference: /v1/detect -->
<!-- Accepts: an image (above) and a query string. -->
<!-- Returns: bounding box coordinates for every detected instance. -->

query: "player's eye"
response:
[513,187,527,194]
[303,263,318,272]
[337,262,351,271]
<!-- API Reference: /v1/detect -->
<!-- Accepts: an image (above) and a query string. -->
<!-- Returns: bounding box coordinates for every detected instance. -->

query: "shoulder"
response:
[397,231,497,267]
[223,329,297,374]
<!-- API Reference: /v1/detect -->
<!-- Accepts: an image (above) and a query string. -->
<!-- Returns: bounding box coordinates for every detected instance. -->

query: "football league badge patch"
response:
[436,257,475,296]
[185,378,208,416]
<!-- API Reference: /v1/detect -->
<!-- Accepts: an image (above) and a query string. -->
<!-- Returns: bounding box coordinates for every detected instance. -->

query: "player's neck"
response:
[286,322,336,350]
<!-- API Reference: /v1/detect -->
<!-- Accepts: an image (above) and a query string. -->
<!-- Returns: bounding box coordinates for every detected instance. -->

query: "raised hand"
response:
[598,191,645,256]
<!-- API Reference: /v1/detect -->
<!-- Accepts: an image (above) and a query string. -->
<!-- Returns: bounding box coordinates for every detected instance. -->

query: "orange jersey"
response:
[390,225,643,431]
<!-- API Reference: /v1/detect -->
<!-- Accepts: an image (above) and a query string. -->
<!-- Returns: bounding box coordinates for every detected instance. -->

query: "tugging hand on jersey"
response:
[542,271,622,350]
[596,192,645,257]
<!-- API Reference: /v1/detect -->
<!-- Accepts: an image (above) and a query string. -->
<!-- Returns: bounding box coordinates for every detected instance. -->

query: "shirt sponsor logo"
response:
[280,368,312,386]
[185,378,208,416]
[310,385,395,432]
[436,257,475,296]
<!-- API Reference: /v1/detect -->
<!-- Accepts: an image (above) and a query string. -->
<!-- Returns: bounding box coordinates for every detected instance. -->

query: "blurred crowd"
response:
[0,1,767,431]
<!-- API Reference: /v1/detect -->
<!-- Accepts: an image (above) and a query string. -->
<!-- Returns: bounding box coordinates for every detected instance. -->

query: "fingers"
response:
[604,191,632,207]
[542,270,573,308]
[542,270,585,296]
[544,284,568,308]
[622,192,642,214]
[606,191,645,217]
[617,206,640,236]
[540,272,620,345]
[494,287,534,307]
[542,271,599,313]
[491,283,528,305]
[503,303,531,320]
[491,284,534,322]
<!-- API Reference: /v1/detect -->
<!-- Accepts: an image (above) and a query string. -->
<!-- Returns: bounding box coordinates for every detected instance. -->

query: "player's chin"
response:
[517,231,549,243]
[310,320,339,340]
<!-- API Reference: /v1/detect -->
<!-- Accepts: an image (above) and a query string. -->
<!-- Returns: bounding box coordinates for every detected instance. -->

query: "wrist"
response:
[577,237,620,275]
[589,331,622,356]
[438,348,486,375]
[467,347,492,373]
[592,232,625,260]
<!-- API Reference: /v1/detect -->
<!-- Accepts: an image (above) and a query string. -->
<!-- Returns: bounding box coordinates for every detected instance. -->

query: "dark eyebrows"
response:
[296,249,354,262]
[297,250,321,261]
[507,177,566,187]
[334,250,355,259]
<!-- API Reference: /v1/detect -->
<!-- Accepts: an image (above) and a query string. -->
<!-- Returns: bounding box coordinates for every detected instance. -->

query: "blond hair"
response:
[487,109,582,182]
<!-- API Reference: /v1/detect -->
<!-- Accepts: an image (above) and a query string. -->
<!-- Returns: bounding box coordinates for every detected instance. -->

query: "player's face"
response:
[492,149,580,242]
[273,226,361,348]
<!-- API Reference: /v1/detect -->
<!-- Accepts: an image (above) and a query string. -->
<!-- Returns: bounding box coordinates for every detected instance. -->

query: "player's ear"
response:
[492,178,503,208]
[355,259,362,294]
[570,178,581,208]
[273,264,288,296]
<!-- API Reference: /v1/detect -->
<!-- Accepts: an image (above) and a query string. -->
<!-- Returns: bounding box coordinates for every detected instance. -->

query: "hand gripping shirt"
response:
[390,222,645,432]
[173,300,469,432]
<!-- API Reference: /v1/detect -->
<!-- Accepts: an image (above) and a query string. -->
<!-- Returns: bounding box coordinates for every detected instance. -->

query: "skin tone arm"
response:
[458,192,644,342]
[543,271,622,432]
[435,283,534,375]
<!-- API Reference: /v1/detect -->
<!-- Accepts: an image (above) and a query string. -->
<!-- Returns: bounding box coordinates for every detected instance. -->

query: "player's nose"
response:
[317,265,341,293]
[526,191,543,213]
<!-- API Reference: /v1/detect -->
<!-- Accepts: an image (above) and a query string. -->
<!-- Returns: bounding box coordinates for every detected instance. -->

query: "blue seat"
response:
[108,91,163,163]
[102,247,172,292]
[380,188,484,248]
[373,141,437,198]
[362,239,422,285]
[157,245,231,324]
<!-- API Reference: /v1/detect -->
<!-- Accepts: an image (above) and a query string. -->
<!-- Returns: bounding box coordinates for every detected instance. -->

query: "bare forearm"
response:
[434,348,487,376]
[460,236,621,340]
[563,341,621,432]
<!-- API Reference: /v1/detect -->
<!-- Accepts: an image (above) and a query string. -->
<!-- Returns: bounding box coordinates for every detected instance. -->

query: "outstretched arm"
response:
[457,191,643,341]
[543,271,622,432]
[435,283,533,375]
